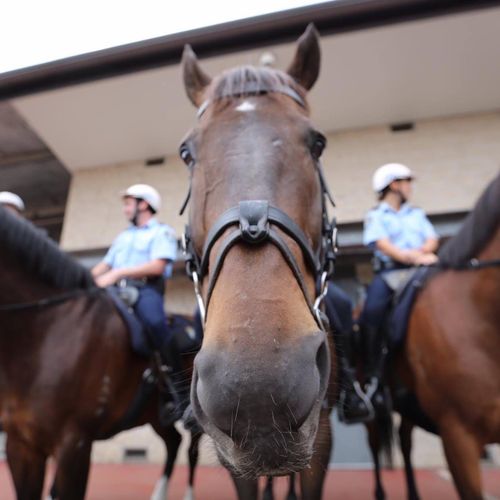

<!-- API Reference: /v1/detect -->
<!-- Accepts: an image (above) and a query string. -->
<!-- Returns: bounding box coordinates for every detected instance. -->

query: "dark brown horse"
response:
[180,24,336,498]
[368,172,500,500]
[0,205,201,500]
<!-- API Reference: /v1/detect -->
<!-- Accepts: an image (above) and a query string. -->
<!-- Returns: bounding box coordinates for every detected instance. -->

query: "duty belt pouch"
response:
[119,277,165,295]
[381,268,417,292]
[147,276,165,295]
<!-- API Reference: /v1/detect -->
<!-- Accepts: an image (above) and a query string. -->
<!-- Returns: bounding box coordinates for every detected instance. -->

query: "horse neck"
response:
[0,248,58,303]
[475,224,500,319]
[478,223,500,261]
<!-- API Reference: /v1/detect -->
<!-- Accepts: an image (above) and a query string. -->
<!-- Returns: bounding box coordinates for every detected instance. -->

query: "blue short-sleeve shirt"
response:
[363,202,437,263]
[104,218,177,277]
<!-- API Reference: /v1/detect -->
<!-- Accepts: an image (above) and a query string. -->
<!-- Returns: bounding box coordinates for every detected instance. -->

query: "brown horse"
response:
[403,172,500,499]
[368,173,500,500]
[0,205,201,500]
[180,24,336,497]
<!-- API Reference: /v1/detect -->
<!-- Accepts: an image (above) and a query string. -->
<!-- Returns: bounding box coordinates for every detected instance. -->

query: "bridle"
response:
[179,84,337,331]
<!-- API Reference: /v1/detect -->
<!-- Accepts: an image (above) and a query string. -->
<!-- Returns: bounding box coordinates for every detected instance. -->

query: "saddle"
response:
[382,268,440,432]
[387,267,433,347]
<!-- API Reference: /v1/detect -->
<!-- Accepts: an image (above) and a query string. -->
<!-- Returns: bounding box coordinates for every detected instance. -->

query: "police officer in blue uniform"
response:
[341,164,439,422]
[92,184,185,422]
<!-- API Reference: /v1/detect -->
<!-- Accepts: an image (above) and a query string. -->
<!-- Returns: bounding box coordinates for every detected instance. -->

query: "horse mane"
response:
[438,172,500,266]
[207,65,307,105]
[0,205,95,290]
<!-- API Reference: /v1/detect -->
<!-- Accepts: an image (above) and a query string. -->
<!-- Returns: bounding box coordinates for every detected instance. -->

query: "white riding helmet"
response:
[121,184,161,213]
[0,191,25,211]
[372,163,414,193]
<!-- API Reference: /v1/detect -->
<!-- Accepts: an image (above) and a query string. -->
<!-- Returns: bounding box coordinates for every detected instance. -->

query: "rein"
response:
[436,258,500,271]
[180,86,337,330]
[0,288,102,312]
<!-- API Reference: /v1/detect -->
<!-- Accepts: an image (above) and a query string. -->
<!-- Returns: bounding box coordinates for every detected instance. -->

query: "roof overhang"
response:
[2,0,500,174]
[1,0,499,99]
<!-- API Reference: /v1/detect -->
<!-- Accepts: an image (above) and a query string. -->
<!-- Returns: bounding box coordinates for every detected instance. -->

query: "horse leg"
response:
[262,476,274,500]
[231,476,258,500]
[6,434,47,500]
[398,418,420,500]
[439,418,483,500]
[151,424,182,500]
[366,422,386,500]
[52,436,92,500]
[300,409,332,500]
[184,430,202,500]
[287,473,298,500]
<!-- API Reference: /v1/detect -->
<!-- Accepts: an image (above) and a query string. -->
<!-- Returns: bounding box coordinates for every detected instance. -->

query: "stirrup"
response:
[364,376,379,401]
[338,381,375,424]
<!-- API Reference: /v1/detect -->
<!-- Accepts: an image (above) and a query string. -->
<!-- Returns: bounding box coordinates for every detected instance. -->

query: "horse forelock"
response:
[0,205,95,291]
[190,64,320,244]
[438,172,500,266]
[206,65,307,108]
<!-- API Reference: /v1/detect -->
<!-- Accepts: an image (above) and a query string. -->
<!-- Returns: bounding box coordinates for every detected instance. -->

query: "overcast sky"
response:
[1,0,330,74]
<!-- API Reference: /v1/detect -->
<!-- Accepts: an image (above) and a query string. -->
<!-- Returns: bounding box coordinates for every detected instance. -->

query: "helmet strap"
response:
[390,186,407,205]
[131,199,143,226]
[385,181,407,208]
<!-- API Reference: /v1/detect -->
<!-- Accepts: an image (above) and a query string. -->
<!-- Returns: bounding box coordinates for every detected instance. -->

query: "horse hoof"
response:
[150,475,169,500]
[183,486,194,500]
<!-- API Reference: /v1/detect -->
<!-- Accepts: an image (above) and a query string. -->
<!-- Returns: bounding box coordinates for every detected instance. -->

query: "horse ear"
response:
[286,23,320,91]
[182,45,212,107]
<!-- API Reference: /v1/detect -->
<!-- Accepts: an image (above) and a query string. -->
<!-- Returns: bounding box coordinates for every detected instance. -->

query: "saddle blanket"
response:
[389,267,432,347]
[106,288,201,357]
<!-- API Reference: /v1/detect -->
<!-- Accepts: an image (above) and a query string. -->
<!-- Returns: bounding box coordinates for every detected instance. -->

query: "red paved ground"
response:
[0,461,499,499]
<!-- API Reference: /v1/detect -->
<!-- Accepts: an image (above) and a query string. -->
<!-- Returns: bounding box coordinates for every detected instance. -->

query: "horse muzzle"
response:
[190,329,330,476]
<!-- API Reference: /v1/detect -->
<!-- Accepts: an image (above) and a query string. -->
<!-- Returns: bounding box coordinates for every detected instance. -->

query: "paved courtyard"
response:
[1,462,499,499]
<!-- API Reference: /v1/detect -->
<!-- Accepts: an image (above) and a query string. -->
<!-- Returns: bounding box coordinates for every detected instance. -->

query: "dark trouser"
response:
[359,274,394,331]
[359,275,394,414]
[324,284,374,423]
[324,283,353,335]
[134,286,171,350]
[324,283,354,360]
[134,285,187,420]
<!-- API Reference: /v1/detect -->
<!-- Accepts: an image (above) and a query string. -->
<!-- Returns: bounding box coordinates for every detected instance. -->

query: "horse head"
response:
[180,24,333,477]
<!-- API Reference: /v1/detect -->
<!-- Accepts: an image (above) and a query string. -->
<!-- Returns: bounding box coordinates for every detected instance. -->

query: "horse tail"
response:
[376,410,394,468]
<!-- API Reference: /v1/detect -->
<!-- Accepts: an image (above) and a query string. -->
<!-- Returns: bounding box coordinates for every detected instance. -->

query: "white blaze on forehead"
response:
[235,101,256,112]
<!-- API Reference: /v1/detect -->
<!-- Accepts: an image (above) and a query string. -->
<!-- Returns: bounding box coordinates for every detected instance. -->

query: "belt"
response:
[118,277,165,294]
[373,259,412,273]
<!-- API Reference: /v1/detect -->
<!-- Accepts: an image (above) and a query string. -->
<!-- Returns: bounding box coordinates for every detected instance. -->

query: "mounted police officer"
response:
[92,184,186,423]
[340,163,439,423]
[0,191,25,216]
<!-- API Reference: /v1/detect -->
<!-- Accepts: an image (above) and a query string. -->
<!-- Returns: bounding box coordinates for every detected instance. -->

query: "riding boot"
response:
[158,341,189,427]
[337,354,375,424]
[334,324,374,424]
[362,324,391,416]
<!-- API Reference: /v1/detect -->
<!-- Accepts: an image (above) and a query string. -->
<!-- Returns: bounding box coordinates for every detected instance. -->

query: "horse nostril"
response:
[315,338,330,391]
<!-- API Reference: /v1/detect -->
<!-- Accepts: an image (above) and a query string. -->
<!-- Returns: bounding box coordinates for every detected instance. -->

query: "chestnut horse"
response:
[0,205,200,500]
[180,24,336,498]
[369,172,500,500]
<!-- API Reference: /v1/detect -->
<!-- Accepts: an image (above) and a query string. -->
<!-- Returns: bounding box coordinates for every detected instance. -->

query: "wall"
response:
[325,111,500,222]
[60,111,500,252]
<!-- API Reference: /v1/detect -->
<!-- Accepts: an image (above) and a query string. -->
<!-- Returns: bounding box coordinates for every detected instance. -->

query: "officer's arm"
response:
[376,239,421,265]
[113,258,168,280]
[420,237,439,254]
[92,261,111,278]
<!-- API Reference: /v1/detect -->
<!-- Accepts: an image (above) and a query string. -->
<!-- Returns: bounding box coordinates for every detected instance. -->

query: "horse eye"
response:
[310,133,326,160]
[179,143,195,168]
